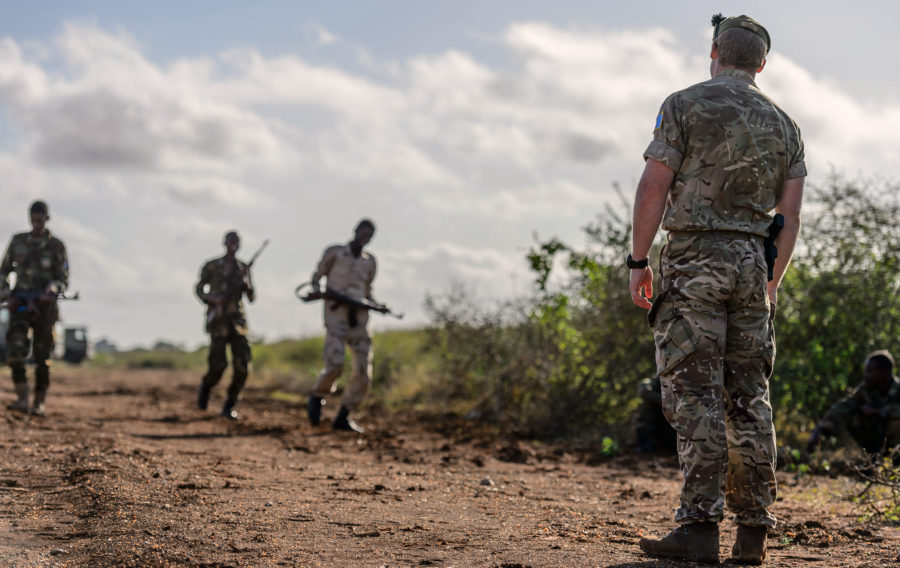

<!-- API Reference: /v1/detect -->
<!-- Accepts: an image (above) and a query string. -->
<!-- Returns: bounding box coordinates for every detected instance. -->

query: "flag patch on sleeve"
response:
[654,111,664,130]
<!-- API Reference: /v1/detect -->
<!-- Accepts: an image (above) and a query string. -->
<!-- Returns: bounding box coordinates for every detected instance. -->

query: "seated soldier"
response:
[635,376,677,454]
[808,350,900,455]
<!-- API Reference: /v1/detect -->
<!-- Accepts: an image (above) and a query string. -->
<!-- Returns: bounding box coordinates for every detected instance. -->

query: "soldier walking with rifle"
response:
[0,200,69,416]
[304,219,382,433]
[195,231,265,420]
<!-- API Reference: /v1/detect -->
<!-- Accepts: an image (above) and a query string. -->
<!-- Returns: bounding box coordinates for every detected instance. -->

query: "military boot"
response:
[307,395,324,426]
[7,383,30,413]
[332,406,364,434]
[639,522,719,564]
[197,384,211,410]
[731,525,767,565]
[220,397,239,420]
[31,389,47,417]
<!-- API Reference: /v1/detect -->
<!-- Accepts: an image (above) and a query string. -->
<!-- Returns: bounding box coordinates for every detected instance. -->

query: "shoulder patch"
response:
[654,111,664,131]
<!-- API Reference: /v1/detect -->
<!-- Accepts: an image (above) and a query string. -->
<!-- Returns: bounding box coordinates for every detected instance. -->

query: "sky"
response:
[1,1,899,349]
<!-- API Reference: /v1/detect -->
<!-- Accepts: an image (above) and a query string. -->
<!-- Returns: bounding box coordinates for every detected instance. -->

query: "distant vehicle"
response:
[63,326,89,364]
[0,308,7,362]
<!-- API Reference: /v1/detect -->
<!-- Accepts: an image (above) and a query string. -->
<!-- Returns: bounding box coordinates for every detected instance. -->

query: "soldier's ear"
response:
[710,42,718,60]
[757,59,766,73]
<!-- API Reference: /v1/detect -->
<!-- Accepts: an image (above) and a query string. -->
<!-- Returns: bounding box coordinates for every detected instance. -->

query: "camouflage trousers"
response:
[201,325,251,403]
[649,232,777,528]
[6,304,58,392]
[312,332,372,410]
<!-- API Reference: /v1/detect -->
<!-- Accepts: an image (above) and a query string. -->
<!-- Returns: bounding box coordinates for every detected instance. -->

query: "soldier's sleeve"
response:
[819,385,865,435]
[311,246,337,288]
[365,254,376,300]
[51,240,69,294]
[643,94,685,172]
[195,262,211,302]
[786,119,807,180]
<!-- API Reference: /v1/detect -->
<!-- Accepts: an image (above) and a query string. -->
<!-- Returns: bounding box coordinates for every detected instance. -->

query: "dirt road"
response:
[1,368,897,567]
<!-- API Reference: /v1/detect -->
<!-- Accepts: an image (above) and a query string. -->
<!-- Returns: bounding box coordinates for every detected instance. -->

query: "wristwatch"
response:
[626,254,649,269]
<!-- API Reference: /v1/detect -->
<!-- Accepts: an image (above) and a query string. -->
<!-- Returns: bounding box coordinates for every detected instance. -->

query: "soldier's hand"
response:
[630,266,654,309]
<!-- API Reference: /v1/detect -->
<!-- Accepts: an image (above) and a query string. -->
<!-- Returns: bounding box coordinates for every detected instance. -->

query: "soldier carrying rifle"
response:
[195,231,265,420]
[0,200,69,416]
[303,219,384,434]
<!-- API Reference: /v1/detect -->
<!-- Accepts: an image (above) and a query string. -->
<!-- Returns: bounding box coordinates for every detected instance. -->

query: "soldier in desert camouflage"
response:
[628,14,806,565]
[306,219,377,434]
[0,200,69,416]
[195,231,255,420]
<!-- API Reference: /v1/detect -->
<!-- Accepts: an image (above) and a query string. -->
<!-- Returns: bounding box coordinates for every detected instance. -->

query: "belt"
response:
[667,230,764,242]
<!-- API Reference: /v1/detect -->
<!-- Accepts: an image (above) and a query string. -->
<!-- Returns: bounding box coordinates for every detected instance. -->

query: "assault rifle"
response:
[294,282,403,320]
[206,239,269,324]
[0,289,80,313]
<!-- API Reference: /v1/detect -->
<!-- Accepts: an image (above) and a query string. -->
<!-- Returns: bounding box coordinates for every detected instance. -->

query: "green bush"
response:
[424,177,900,448]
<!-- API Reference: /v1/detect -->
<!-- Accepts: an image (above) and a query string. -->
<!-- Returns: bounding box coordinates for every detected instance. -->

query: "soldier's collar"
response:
[718,68,756,85]
[28,229,52,240]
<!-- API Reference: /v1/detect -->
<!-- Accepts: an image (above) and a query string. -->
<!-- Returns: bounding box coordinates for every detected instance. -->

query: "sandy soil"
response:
[0,367,897,567]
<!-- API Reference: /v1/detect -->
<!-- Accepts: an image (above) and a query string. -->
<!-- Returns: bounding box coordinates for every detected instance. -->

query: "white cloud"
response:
[1,20,898,346]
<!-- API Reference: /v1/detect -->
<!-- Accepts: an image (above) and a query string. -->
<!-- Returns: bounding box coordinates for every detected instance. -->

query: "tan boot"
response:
[31,389,46,417]
[732,525,767,565]
[7,383,30,413]
[639,522,719,564]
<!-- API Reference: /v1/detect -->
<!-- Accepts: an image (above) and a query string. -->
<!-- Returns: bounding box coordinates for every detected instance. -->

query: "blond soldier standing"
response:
[0,200,69,416]
[629,15,805,564]
[307,219,377,433]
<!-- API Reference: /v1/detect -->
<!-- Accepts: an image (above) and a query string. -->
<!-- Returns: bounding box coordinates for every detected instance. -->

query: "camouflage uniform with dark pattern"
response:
[310,244,376,411]
[195,256,253,402]
[644,68,806,529]
[0,230,69,393]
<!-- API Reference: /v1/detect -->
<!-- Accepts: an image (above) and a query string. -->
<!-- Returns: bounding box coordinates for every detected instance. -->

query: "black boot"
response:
[307,395,324,426]
[332,406,363,433]
[8,382,29,413]
[220,397,239,420]
[197,384,211,410]
[31,389,47,417]
[639,522,719,564]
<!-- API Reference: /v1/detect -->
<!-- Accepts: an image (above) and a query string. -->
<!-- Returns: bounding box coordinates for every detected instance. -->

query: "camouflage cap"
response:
[712,14,770,54]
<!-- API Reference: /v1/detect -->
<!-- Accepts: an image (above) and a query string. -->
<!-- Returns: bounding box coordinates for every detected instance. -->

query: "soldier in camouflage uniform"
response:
[195,231,255,420]
[306,219,377,434]
[628,15,806,564]
[808,350,900,456]
[0,201,69,416]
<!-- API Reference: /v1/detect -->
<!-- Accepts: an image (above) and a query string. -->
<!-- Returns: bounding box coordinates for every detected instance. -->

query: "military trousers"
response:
[201,325,251,403]
[649,232,777,528]
[312,332,372,411]
[6,303,58,393]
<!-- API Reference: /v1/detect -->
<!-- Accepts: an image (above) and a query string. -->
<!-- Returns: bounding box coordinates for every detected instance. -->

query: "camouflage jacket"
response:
[645,68,807,237]
[819,376,900,435]
[0,230,69,297]
[195,255,254,330]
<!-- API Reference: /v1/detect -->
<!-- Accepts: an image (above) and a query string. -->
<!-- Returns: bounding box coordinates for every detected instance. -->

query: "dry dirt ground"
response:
[0,368,898,568]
